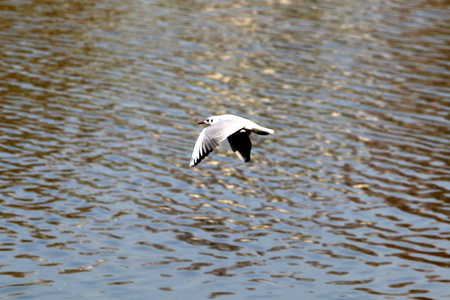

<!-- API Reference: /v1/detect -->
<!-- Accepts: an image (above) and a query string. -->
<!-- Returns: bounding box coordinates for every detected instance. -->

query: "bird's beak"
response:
[198,121,205,125]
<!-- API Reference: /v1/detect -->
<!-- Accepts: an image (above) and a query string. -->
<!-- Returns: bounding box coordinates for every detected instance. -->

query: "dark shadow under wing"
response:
[227,130,252,162]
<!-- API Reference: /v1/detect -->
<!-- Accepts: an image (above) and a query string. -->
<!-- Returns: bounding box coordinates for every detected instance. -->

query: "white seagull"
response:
[190,114,275,167]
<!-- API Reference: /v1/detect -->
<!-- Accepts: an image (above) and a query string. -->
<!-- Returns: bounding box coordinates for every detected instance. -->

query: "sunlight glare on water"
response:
[0,0,449,299]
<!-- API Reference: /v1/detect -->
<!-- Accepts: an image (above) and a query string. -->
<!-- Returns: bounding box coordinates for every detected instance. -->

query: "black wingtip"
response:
[190,148,214,168]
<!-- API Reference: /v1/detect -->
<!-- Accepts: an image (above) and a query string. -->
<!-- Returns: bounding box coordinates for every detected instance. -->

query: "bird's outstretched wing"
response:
[227,130,252,162]
[190,120,245,167]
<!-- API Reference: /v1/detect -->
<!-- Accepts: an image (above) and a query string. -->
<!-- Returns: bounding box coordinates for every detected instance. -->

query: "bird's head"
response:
[198,116,219,126]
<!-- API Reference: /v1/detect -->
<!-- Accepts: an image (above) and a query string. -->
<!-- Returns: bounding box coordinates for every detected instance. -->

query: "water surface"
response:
[0,0,449,299]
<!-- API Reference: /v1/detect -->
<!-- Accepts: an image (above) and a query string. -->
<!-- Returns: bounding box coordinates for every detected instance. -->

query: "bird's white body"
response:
[190,114,274,167]
[212,115,274,134]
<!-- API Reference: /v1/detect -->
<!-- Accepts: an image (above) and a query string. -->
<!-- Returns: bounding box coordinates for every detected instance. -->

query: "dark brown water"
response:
[0,0,449,299]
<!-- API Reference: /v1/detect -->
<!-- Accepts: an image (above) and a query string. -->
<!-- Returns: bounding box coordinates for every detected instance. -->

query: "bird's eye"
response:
[206,119,209,122]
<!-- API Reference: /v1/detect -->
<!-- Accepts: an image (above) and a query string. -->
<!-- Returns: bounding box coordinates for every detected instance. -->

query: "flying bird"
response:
[190,114,275,167]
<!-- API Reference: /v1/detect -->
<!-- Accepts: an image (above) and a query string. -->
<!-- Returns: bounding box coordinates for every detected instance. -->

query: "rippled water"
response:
[0,0,449,299]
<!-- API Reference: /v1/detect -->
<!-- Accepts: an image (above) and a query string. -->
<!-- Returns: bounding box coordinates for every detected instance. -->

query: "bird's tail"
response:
[252,125,275,135]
